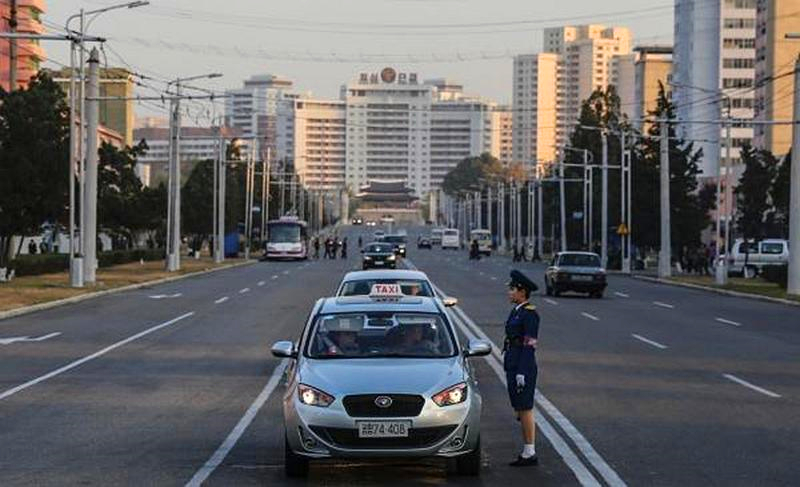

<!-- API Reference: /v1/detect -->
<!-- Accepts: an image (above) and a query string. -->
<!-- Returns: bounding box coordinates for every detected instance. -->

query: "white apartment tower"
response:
[512,53,559,166]
[289,98,347,191]
[225,74,296,157]
[673,0,757,177]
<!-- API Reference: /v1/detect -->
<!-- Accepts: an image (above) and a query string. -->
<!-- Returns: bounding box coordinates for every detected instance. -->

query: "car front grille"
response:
[309,425,457,449]
[343,394,425,418]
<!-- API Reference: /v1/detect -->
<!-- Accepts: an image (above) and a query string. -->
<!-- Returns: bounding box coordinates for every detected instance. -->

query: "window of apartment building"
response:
[723,18,756,29]
[723,78,754,88]
[724,0,756,8]
[723,38,755,49]
[723,58,755,69]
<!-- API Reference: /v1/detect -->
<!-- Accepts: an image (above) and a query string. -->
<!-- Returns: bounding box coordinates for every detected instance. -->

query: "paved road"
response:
[0,225,797,486]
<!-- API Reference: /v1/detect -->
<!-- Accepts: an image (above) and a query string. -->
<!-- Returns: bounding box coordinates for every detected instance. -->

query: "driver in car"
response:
[395,322,436,354]
[320,320,360,356]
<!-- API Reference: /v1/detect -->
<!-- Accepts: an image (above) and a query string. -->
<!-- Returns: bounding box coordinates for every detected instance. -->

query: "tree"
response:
[182,160,215,252]
[0,72,69,267]
[769,150,791,238]
[735,145,777,242]
[441,153,502,195]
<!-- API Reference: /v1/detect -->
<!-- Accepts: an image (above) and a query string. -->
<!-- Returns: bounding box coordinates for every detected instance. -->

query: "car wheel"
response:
[553,289,561,297]
[284,433,309,478]
[592,291,603,299]
[454,436,481,476]
[545,284,553,296]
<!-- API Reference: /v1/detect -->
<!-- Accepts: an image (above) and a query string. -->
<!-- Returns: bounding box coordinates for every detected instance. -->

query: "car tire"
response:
[284,433,309,478]
[454,436,481,476]
[591,291,603,299]
[545,283,553,296]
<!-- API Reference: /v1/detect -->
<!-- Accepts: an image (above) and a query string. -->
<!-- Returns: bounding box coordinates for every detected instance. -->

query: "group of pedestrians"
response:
[680,243,714,275]
[312,235,347,260]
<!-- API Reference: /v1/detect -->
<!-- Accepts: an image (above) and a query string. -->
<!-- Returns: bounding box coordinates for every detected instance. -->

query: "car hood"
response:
[558,266,604,274]
[298,357,465,395]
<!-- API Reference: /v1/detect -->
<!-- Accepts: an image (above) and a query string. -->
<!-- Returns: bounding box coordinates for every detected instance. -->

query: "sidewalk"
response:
[632,271,800,306]
[0,256,253,317]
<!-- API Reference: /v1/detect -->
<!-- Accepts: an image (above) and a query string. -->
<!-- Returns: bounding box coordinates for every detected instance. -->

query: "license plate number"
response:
[357,421,411,438]
[572,275,593,281]
[374,261,384,266]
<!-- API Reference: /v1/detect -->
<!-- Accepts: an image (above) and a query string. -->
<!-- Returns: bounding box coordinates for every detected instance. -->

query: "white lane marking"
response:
[186,359,289,486]
[257,281,266,287]
[271,275,278,279]
[490,276,497,281]
[653,301,675,309]
[0,312,194,402]
[239,288,250,294]
[614,292,629,298]
[479,271,484,276]
[544,298,558,306]
[282,270,290,275]
[715,317,742,327]
[581,312,600,321]
[214,297,229,304]
[447,308,601,487]
[148,293,183,299]
[631,334,668,350]
[0,332,62,346]
[414,267,623,487]
[723,374,781,399]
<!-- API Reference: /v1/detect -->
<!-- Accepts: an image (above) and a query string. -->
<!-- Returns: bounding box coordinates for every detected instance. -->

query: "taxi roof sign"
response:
[369,283,404,300]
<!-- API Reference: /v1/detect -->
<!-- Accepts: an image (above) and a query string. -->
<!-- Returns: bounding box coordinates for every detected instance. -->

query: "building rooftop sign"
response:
[358,68,418,85]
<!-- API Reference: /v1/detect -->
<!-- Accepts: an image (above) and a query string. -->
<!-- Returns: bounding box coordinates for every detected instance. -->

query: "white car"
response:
[727,238,790,276]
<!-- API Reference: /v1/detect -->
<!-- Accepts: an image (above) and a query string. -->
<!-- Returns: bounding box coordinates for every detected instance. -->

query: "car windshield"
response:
[383,235,406,243]
[307,313,455,359]
[444,230,458,236]
[559,254,601,267]
[761,242,784,254]
[339,279,434,297]
[366,244,393,253]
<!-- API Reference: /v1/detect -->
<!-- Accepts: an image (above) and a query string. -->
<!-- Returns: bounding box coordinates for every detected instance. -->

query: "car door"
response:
[546,255,558,285]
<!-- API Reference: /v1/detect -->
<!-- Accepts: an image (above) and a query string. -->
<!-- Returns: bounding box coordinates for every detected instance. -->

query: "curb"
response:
[631,274,800,307]
[0,259,257,322]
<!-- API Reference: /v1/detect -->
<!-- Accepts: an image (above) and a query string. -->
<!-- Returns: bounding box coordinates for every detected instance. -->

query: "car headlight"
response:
[298,384,335,407]
[387,254,396,261]
[364,255,373,260]
[432,382,468,407]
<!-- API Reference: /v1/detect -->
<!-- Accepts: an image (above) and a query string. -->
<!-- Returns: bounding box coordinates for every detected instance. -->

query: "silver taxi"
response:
[271,285,490,477]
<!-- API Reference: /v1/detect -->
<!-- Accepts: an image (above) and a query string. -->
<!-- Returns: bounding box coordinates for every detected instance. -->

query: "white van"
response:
[728,238,789,275]
[469,229,492,256]
[441,228,460,250]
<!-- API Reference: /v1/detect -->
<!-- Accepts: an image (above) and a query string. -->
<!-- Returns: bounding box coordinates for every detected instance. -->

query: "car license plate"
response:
[374,261,384,266]
[357,421,411,438]
[572,275,593,281]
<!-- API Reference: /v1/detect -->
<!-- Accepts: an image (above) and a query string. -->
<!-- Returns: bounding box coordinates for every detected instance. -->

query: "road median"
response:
[0,257,255,322]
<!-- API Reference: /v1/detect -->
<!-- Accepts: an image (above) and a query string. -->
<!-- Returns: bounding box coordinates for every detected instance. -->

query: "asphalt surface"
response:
[1,225,798,486]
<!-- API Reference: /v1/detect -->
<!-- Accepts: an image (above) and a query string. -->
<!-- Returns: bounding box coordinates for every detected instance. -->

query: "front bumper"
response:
[284,390,481,459]
[552,277,607,292]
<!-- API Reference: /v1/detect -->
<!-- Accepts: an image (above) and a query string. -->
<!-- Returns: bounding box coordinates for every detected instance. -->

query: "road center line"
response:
[186,359,289,487]
[544,298,559,305]
[614,292,629,298]
[581,312,600,321]
[653,301,675,309]
[271,275,278,279]
[282,270,290,275]
[0,312,194,402]
[239,288,250,294]
[715,317,742,327]
[631,334,668,350]
[214,297,229,304]
[722,374,781,398]
[257,281,266,287]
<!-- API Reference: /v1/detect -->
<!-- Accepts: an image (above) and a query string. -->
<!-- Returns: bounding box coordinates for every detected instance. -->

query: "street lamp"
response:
[669,80,733,284]
[164,72,223,271]
[65,1,149,287]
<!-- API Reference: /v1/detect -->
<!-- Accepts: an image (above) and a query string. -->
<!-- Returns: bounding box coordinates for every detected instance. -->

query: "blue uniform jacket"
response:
[503,303,539,375]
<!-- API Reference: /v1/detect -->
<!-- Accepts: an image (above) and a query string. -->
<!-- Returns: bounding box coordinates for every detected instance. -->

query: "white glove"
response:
[515,374,526,389]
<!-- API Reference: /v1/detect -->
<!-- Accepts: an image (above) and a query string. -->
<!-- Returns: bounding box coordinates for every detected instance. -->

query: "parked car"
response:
[545,251,607,298]
[727,238,789,276]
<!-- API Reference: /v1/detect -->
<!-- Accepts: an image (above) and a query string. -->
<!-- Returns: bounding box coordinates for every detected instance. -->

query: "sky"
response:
[47,0,675,123]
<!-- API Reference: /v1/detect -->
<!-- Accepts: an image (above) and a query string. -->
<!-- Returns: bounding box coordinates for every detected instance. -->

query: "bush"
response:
[10,253,69,276]
[761,265,788,289]
[10,248,165,277]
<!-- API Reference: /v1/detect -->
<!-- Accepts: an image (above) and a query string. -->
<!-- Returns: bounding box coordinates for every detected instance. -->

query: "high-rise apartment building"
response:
[0,0,46,91]
[491,106,513,164]
[512,53,559,166]
[289,98,347,192]
[674,0,757,177]
[754,0,800,156]
[225,74,298,157]
[633,46,673,131]
[53,67,136,145]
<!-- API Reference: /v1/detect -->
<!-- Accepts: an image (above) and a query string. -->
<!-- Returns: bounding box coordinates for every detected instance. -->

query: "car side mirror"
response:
[271,340,298,359]
[464,339,492,358]
[442,297,458,307]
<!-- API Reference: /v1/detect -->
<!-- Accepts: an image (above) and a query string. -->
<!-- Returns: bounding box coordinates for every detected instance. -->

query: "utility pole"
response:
[83,48,100,283]
[165,82,182,272]
[787,54,800,296]
[659,119,672,278]
[214,129,225,263]
[717,114,733,284]
[620,130,632,274]
[559,156,567,251]
[601,132,609,268]
[583,152,589,249]
[537,175,543,259]
[8,0,17,91]
[499,182,505,251]
[486,185,493,240]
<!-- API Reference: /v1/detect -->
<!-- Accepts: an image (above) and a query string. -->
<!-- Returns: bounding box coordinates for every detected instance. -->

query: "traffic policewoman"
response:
[504,269,540,466]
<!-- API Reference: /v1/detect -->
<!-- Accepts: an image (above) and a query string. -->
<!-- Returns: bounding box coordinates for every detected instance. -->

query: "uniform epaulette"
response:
[524,304,536,311]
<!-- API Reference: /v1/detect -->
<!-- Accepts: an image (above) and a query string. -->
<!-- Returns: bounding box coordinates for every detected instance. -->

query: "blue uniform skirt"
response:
[506,366,537,411]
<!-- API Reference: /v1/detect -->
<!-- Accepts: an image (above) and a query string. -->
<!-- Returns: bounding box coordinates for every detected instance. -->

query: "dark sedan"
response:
[382,234,407,258]
[545,252,607,298]
[361,242,398,269]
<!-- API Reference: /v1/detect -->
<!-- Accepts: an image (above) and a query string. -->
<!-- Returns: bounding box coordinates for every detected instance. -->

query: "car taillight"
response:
[432,382,468,407]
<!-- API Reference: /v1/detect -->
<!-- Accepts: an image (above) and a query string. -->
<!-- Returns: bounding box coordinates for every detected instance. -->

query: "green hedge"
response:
[11,248,165,277]
[761,265,788,289]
